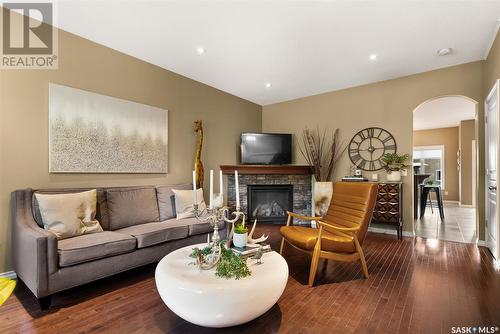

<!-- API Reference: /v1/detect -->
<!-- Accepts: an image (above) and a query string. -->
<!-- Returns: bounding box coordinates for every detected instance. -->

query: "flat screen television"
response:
[240,133,292,165]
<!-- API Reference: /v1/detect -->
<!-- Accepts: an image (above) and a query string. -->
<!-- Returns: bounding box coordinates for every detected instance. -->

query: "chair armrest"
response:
[11,189,58,298]
[318,220,360,233]
[285,211,322,226]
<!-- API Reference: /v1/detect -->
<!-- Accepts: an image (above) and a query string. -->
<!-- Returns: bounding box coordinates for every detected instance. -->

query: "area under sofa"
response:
[11,184,226,309]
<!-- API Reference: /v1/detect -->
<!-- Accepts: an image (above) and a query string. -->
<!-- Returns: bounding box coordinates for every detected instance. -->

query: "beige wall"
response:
[263,61,484,236]
[0,28,261,272]
[413,127,459,201]
[484,29,500,97]
[459,120,476,206]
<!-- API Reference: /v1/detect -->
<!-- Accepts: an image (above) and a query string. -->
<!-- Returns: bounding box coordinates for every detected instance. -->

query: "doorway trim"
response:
[412,94,479,243]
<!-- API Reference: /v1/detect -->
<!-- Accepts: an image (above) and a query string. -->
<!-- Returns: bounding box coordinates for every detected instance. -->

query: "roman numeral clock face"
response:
[348,127,397,171]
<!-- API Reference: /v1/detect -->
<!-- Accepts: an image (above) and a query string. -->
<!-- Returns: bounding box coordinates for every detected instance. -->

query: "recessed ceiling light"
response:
[265,83,272,88]
[196,47,205,54]
[437,48,452,56]
[369,54,377,60]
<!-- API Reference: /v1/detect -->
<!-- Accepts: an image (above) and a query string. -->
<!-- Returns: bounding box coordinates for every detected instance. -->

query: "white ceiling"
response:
[413,96,476,131]
[45,1,500,104]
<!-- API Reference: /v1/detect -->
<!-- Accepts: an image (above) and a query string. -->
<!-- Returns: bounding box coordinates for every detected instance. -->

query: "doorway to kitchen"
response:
[413,96,478,243]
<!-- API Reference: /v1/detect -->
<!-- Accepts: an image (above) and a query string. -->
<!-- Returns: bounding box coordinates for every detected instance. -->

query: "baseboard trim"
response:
[477,240,488,247]
[459,203,474,208]
[0,271,17,280]
[443,200,459,204]
[368,226,414,238]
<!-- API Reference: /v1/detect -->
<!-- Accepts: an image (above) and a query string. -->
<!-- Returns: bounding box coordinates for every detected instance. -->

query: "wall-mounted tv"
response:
[240,133,292,165]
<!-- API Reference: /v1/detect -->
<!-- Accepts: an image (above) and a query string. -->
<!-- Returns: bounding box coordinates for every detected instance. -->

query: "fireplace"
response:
[247,185,293,223]
[223,165,313,225]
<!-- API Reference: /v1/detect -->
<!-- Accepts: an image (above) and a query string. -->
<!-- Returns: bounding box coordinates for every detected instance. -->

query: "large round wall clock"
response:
[348,127,397,171]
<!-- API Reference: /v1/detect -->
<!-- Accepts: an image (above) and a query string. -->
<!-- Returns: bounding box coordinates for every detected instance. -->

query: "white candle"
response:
[192,170,197,205]
[209,169,214,209]
[219,170,224,197]
[235,170,240,209]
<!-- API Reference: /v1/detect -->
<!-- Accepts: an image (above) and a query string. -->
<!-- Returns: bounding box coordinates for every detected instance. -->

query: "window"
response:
[413,145,445,189]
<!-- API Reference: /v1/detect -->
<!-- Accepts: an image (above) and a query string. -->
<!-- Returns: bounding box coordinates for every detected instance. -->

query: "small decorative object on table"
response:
[233,222,248,248]
[342,175,369,182]
[231,242,271,256]
[381,153,410,182]
[190,168,269,279]
[251,245,264,265]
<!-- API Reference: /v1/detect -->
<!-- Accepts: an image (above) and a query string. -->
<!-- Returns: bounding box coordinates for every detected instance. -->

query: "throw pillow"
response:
[172,188,206,220]
[106,187,159,230]
[35,189,103,239]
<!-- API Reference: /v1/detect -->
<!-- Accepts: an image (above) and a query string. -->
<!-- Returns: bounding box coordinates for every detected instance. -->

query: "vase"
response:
[386,171,402,182]
[314,181,334,217]
[233,232,247,248]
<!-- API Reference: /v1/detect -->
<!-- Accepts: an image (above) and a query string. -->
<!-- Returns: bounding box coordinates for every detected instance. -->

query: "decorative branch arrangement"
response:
[299,127,346,181]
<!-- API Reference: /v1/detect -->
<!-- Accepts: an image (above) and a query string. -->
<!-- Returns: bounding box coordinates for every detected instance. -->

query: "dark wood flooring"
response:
[1,225,500,334]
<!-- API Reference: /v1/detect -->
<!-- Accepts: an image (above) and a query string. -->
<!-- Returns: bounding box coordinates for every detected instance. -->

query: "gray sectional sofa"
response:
[12,184,226,309]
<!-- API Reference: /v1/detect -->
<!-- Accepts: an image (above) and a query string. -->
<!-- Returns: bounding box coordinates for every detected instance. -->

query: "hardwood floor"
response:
[1,225,500,334]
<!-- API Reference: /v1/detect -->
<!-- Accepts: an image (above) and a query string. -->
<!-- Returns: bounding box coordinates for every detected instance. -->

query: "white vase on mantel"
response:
[386,171,402,182]
[313,181,334,219]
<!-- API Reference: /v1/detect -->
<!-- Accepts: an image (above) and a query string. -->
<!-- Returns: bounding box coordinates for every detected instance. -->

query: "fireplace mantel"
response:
[220,165,312,175]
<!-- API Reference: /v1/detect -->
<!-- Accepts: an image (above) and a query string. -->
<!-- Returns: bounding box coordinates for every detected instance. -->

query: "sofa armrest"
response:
[11,189,58,298]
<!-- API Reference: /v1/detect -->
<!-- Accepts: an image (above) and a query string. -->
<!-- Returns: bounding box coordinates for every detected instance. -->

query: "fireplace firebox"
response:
[247,185,293,224]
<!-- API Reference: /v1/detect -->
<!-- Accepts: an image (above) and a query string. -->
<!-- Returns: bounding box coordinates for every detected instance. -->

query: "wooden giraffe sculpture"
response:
[194,120,204,189]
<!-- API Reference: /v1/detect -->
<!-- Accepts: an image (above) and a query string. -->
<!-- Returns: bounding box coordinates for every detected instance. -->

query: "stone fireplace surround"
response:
[221,165,313,224]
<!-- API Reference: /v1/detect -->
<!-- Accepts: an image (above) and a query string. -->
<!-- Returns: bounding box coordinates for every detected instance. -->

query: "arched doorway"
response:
[412,95,479,243]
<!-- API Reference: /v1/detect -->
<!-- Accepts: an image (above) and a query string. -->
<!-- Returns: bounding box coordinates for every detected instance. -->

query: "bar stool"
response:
[419,185,444,220]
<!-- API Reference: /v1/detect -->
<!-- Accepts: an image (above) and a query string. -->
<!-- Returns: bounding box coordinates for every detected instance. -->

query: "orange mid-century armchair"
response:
[279,182,378,287]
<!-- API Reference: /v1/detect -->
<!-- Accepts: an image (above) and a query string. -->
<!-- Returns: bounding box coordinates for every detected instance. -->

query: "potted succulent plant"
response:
[233,223,248,248]
[381,153,410,182]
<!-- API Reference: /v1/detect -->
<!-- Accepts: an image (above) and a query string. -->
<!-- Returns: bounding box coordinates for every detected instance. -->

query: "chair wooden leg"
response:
[359,250,369,279]
[354,235,369,278]
[279,237,286,255]
[308,244,321,287]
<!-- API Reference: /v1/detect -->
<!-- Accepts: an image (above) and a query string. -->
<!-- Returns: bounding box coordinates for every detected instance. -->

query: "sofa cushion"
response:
[115,220,189,248]
[186,218,226,236]
[106,187,159,230]
[32,188,109,229]
[58,231,136,267]
[35,190,103,240]
[156,184,191,221]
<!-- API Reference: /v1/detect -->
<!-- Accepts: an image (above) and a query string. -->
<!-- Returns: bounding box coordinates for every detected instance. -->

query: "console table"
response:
[371,182,403,240]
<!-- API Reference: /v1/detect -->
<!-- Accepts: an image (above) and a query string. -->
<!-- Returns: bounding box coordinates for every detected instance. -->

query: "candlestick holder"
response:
[194,204,245,245]
[192,200,269,271]
[192,203,245,270]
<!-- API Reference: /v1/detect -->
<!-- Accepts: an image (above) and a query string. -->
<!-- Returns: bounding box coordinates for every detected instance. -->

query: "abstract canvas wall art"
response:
[49,83,168,173]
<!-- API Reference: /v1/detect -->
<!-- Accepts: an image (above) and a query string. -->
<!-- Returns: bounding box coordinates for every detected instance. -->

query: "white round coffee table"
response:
[155,243,289,328]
